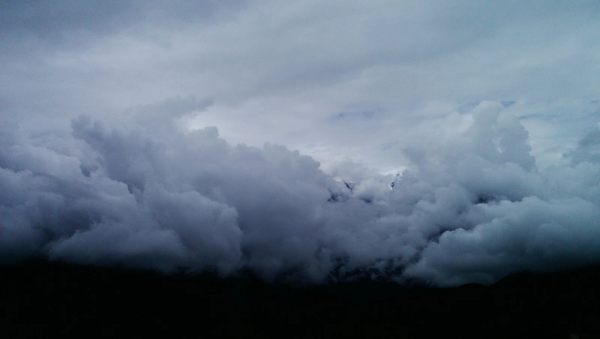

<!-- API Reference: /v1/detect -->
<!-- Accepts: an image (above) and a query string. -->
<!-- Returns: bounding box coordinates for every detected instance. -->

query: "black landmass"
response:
[1,261,599,338]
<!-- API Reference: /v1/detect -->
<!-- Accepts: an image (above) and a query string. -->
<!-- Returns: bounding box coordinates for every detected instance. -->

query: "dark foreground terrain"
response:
[1,261,600,338]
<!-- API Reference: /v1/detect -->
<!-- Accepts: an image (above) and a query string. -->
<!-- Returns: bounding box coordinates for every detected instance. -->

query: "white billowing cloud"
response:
[1,103,600,285]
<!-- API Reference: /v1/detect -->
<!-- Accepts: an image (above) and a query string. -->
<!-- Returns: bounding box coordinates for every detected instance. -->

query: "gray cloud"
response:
[1,1,600,285]
[1,103,600,285]
[3,0,599,170]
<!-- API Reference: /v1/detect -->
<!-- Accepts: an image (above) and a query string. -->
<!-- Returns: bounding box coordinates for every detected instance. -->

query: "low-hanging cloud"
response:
[1,102,599,286]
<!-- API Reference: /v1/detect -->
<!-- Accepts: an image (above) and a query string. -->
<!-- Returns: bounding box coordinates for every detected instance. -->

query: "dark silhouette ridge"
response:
[1,260,600,338]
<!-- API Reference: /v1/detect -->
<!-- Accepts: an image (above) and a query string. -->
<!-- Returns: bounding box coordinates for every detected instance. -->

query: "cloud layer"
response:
[2,1,600,170]
[2,1,600,285]
[1,102,599,285]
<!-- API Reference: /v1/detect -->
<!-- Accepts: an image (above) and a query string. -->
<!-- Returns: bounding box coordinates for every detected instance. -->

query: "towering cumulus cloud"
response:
[1,102,599,286]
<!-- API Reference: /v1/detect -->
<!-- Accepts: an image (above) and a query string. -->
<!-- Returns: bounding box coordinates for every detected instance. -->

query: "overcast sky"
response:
[2,1,600,285]
[2,0,599,172]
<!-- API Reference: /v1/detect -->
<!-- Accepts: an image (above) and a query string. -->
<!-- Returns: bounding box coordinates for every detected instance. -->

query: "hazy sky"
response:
[2,1,600,285]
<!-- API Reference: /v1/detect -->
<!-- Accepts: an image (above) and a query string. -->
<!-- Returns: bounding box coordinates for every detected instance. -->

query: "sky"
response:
[1,0,600,285]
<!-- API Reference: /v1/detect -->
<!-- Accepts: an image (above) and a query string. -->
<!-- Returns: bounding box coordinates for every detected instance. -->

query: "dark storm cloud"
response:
[1,103,600,285]
[2,0,600,286]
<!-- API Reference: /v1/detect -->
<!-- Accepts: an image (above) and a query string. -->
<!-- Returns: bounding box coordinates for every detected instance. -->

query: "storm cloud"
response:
[1,1,600,285]
[1,102,599,285]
